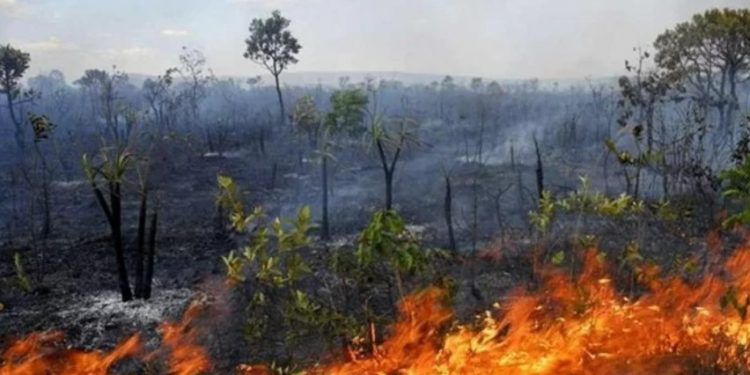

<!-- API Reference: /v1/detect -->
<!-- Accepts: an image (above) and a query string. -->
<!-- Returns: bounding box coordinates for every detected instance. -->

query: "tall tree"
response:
[293,90,368,239]
[75,68,129,141]
[654,8,750,134]
[369,115,418,210]
[244,10,301,126]
[0,44,31,150]
[178,47,211,129]
[142,68,179,131]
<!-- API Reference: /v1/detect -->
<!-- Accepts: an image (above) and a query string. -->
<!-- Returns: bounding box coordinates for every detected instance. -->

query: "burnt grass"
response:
[0,138,734,373]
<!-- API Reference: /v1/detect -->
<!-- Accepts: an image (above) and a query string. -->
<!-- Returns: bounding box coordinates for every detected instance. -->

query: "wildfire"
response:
[5,244,750,374]
[0,303,209,375]
[312,246,750,375]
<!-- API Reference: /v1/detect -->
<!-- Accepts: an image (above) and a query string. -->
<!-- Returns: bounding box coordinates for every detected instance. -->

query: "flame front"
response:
[0,332,140,375]
[0,302,210,375]
[314,246,750,375]
[6,245,750,374]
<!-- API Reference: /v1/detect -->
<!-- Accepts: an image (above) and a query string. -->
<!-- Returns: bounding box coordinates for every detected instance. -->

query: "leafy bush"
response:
[720,157,750,227]
[218,174,360,358]
[218,175,443,365]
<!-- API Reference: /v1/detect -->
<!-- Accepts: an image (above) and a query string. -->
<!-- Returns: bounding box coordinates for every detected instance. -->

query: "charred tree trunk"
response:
[376,139,401,211]
[385,170,394,210]
[134,188,148,299]
[533,135,544,201]
[143,208,158,300]
[471,177,478,253]
[6,93,25,151]
[110,181,132,302]
[259,129,266,155]
[321,156,330,240]
[511,146,524,215]
[444,175,456,253]
[31,141,52,238]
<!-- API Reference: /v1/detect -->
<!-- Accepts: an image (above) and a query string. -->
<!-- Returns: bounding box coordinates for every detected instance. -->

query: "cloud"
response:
[0,0,18,8]
[0,0,27,17]
[97,47,154,59]
[227,0,296,10]
[162,29,190,37]
[118,47,153,57]
[19,37,77,52]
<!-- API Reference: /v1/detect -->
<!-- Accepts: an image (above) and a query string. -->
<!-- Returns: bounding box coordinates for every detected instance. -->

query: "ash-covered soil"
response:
[0,144,722,372]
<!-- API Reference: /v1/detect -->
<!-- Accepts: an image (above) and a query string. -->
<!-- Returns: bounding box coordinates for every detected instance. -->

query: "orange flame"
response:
[0,301,210,375]
[0,332,140,375]
[310,245,750,374]
[7,244,750,374]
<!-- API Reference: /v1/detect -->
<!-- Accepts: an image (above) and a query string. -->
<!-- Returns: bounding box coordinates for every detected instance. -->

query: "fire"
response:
[6,243,750,374]
[0,332,140,375]
[311,246,750,375]
[0,302,210,375]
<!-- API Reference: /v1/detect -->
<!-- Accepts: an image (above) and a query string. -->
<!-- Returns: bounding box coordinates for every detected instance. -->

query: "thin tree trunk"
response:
[511,146,524,214]
[444,175,456,253]
[376,139,401,211]
[111,182,132,302]
[321,156,330,240]
[143,209,158,300]
[274,73,285,127]
[472,177,478,253]
[6,94,24,151]
[385,171,393,210]
[134,188,147,298]
[533,135,544,201]
[33,142,51,238]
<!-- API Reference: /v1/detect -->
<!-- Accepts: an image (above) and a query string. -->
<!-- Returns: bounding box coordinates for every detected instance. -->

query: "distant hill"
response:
[82,71,618,90]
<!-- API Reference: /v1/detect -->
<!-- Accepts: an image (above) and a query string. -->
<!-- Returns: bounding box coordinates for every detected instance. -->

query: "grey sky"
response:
[1,0,748,82]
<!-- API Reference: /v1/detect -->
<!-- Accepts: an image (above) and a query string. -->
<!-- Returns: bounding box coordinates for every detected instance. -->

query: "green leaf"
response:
[551,250,565,265]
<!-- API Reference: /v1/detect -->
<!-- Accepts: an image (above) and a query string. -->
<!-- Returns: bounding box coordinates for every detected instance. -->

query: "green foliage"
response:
[368,114,419,151]
[325,89,368,136]
[550,250,565,265]
[292,95,321,138]
[654,8,750,88]
[217,174,366,352]
[619,241,644,271]
[0,44,31,97]
[13,252,32,293]
[82,147,132,185]
[220,199,312,287]
[356,210,426,276]
[559,177,644,216]
[219,176,442,363]
[604,139,663,167]
[720,158,750,227]
[530,177,644,234]
[27,112,55,142]
[653,199,679,223]
[216,174,263,233]
[244,10,301,75]
[529,190,556,234]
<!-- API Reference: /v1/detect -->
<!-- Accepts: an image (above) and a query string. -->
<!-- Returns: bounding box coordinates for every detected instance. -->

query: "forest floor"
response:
[0,145,726,372]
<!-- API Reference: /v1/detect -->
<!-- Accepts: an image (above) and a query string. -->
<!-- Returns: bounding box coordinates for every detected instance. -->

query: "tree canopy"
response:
[243,10,301,77]
[654,8,750,129]
[326,89,369,136]
[0,44,31,99]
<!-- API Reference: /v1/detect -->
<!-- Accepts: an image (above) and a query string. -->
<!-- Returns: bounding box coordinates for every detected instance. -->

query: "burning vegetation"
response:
[6,241,750,374]
[3,4,750,375]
